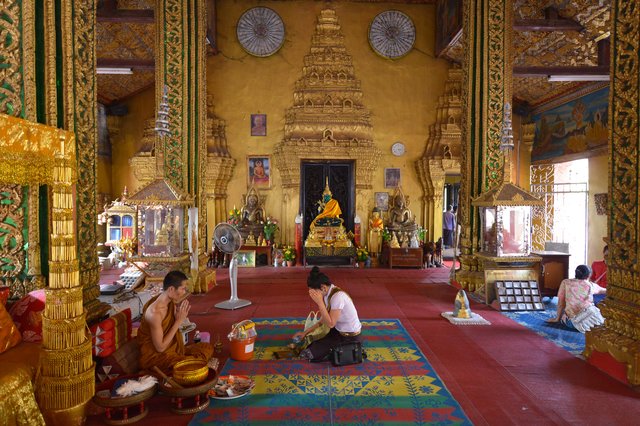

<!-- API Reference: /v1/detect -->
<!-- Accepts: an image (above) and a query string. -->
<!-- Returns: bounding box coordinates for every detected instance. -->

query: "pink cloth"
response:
[558,278,600,318]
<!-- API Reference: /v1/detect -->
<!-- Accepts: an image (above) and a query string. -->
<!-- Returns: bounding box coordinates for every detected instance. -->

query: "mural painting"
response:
[532,87,609,163]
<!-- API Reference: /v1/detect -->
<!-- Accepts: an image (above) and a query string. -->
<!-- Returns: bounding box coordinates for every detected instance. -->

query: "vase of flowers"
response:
[263,216,279,245]
[356,246,369,268]
[227,206,242,228]
[283,246,296,266]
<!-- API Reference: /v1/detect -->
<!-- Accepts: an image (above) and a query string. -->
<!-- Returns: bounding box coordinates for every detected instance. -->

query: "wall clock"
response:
[236,7,285,57]
[368,10,416,60]
[391,142,406,156]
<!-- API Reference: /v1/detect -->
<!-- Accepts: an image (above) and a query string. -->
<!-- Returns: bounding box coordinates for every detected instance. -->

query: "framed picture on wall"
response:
[248,155,271,189]
[375,192,389,212]
[250,113,267,136]
[384,168,401,189]
[236,250,256,268]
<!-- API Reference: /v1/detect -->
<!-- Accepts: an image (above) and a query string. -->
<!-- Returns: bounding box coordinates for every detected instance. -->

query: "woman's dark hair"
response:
[307,266,331,289]
[575,264,591,280]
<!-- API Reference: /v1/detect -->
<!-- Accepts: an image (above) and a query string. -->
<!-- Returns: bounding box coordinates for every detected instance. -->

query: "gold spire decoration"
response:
[323,177,332,197]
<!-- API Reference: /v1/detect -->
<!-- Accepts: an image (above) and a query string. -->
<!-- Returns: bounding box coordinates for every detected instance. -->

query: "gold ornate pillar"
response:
[60,0,106,319]
[0,0,44,299]
[529,164,554,251]
[456,0,513,291]
[584,0,640,385]
[156,0,209,285]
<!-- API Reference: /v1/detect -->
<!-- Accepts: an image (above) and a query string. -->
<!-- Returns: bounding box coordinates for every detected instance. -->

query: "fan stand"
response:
[215,255,252,310]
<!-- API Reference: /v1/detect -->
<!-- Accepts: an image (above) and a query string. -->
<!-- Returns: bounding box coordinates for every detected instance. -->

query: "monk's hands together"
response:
[175,299,191,323]
[309,289,324,306]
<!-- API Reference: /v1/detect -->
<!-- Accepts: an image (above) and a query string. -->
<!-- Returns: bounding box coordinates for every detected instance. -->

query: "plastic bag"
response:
[301,311,329,348]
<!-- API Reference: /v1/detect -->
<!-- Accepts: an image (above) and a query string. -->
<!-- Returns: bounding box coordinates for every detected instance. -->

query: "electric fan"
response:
[213,223,252,310]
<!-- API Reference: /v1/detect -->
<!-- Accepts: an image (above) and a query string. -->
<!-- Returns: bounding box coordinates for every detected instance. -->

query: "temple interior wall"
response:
[109,0,449,245]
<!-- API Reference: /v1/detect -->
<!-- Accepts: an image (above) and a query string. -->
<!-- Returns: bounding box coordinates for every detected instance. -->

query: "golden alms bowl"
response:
[173,359,209,386]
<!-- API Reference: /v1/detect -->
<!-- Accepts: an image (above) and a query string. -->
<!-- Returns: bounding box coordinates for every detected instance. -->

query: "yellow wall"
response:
[108,1,451,245]
[208,0,449,242]
[588,154,607,264]
[111,87,155,196]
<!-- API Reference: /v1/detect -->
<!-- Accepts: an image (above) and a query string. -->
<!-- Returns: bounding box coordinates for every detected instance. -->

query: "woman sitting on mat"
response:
[294,266,362,361]
[546,264,607,333]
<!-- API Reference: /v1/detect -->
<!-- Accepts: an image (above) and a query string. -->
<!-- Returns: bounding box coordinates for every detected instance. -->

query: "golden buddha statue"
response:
[368,207,384,254]
[155,222,169,245]
[305,178,352,251]
[311,178,343,227]
[389,231,400,248]
[245,231,257,246]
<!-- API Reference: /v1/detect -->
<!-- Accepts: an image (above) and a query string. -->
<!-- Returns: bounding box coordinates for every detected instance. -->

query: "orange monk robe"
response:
[312,198,342,226]
[138,296,213,374]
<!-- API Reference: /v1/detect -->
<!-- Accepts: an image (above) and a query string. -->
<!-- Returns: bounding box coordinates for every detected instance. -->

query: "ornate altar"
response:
[100,188,137,245]
[304,179,355,265]
[126,178,192,288]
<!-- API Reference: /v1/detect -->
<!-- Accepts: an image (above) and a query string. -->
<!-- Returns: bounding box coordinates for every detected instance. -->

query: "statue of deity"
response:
[387,188,416,232]
[245,231,257,246]
[389,232,400,248]
[368,207,384,254]
[241,193,265,226]
[155,222,169,245]
[312,178,343,227]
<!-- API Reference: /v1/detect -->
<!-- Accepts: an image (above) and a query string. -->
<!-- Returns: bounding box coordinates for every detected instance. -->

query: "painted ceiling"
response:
[96,0,610,109]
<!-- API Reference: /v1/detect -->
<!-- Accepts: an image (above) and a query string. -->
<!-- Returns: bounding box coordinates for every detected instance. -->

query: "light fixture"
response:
[547,75,609,82]
[96,67,133,75]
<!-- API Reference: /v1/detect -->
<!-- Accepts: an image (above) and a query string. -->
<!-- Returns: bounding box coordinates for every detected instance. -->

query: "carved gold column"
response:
[0,0,44,299]
[456,0,513,291]
[156,0,209,288]
[584,0,640,385]
[60,0,106,320]
[529,164,554,251]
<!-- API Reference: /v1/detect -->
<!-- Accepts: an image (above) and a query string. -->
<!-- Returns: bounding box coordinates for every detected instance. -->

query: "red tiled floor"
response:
[88,266,640,425]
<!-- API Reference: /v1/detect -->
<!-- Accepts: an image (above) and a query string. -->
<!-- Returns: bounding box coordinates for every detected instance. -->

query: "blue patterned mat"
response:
[501,297,585,356]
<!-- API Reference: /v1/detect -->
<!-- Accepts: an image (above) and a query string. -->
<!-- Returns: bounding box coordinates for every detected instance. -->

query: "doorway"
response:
[300,161,355,241]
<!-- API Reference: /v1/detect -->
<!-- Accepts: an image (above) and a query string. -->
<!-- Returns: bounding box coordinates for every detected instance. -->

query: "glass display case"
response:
[480,205,531,257]
[138,205,185,257]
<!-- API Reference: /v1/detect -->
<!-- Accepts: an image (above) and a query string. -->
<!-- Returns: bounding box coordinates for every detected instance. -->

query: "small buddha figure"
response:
[368,207,384,254]
[453,289,471,319]
[155,222,169,245]
[245,231,257,246]
[389,232,400,248]
[312,178,343,227]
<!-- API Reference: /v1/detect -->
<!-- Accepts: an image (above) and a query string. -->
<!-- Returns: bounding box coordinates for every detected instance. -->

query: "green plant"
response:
[283,246,296,261]
[356,246,369,262]
[381,228,391,242]
[263,216,279,241]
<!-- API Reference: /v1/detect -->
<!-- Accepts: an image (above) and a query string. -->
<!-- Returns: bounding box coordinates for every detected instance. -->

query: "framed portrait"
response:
[375,192,389,212]
[250,113,267,136]
[384,168,401,189]
[236,250,256,268]
[247,155,271,189]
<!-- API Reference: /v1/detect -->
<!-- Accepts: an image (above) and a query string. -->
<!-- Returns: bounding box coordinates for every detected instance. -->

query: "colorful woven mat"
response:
[191,318,471,425]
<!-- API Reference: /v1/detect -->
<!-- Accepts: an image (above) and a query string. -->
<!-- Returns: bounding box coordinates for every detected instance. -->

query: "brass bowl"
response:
[173,359,209,387]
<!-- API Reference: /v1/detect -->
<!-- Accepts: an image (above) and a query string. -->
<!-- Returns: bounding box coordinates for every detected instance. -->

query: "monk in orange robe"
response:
[138,270,213,374]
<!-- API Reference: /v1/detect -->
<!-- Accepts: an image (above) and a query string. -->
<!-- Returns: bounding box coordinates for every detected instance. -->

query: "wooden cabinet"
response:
[531,251,570,297]
[388,247,423,269]
[241,245,272,266]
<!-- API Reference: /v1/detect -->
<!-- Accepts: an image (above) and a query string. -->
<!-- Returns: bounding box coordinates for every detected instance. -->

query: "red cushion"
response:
[95,339,140,383]
[9,289,46,343]
[90,309,132,357]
